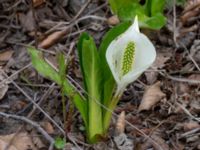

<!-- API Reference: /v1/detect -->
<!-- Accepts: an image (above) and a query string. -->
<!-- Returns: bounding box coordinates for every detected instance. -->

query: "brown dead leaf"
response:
[41,121,54,134]
[0,132,38,150]
[0,49,13,66]
[141,132,169,150]
[38,29,70,49]
[138,82,166,111]
[0,49,13,63]
[152,51,171,69]
[181,0,200,24]
[151,134,170,150]
[0,139,17,150]
[32,0,46,7]
[175,82,190,95]
[145,71,158,85]
[184,0,200,13]
[116,111,125,134]
[183,121,200,131]
[18,10,36,32]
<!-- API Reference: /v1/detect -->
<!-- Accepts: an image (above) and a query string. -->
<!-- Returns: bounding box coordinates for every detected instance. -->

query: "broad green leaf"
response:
[108,0,166,29]
[118,3,145,21]
[77,34,103,143]
[108,0,119,14]
[151,0,165,16]
[143,0,151,16]
[109,0,139,15]
[140,13,166,30]
[28,47,88,127]
[99,21,131,107]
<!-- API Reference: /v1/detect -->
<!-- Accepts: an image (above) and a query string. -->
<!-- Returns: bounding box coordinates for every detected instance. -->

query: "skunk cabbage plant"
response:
[28,16,156,144]
[103,16,156,130]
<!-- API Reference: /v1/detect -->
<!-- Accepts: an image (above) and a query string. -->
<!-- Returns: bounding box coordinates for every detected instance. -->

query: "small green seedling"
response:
[54,137,65,149]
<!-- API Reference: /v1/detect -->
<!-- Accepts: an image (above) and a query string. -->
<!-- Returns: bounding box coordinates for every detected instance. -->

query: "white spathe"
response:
[106,16,156,94]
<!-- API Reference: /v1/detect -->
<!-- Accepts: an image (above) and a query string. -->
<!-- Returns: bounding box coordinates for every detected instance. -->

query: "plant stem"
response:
[66,99,74,132]
[103,91,122,133]
[61,87,67,133]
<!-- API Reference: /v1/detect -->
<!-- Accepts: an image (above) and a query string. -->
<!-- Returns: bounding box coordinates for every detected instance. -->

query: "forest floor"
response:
[0,0,200,150]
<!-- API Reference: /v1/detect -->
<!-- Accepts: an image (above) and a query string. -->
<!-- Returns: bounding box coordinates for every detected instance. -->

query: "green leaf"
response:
[99,21,131,108]
[140,13,166,30]
[54,137,65,149]
[77,33,103,143]
[118,2,145,21]
[108,0,118,14]
[151,0,165,16]
[27,47,88,127]
[77,33,90,93]
[57,52,67,82]
[28,47,61,84]
[108,0,166,29]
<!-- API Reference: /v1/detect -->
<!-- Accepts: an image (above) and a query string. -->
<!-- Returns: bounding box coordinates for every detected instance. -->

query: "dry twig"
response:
[0,112,54,150]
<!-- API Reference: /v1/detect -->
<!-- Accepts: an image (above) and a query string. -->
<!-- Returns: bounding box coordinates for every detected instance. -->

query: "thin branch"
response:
[0,63,31,85]
[71,0,92,22]
[176,102,200,122]
[159,71,200,84]
[0,70,65,135]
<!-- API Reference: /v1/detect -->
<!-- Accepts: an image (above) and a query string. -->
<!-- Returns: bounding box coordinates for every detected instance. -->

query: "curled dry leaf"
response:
[0,49,14,65]
[115,111,125,135]
[41,121,54,134]
[38,28,70,49]
[181,0,200,24]
[183,0,200,13]
[0,132,39,150]
[138,82,166,111]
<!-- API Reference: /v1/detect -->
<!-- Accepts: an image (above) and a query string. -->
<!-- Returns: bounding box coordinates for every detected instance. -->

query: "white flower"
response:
[106,16,156,95]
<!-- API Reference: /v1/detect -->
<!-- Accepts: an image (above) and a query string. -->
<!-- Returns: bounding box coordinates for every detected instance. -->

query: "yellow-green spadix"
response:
[106,16,156,95]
